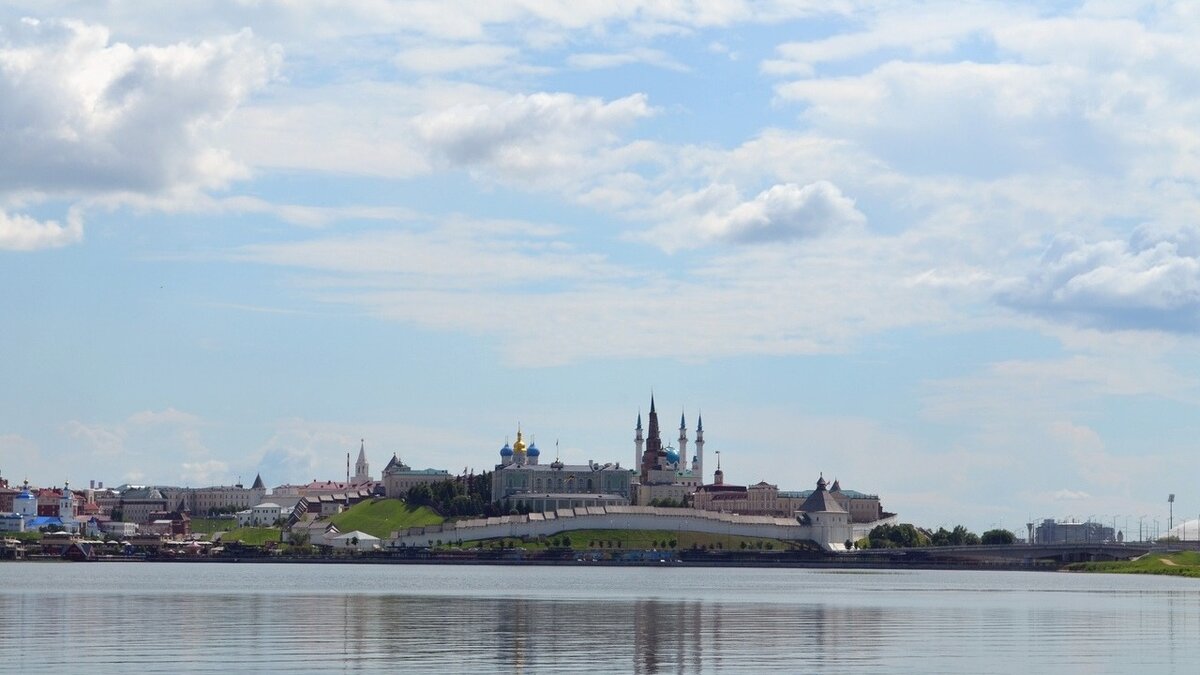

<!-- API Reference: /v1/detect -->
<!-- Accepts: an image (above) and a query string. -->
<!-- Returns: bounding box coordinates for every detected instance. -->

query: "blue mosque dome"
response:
[665,450,680,465]
[527,443,540,457]
[500,442,513,457]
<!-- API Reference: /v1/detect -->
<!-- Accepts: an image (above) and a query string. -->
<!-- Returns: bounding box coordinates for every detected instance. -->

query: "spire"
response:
[679,410,686,431]
[697,413,703,433]
[357,439,366,464]
[647,396,660,442]
[251,473,265,490]
[636,411,643,430]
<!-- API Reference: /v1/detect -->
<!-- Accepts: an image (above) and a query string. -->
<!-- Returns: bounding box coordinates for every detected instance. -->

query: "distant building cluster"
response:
[487,396,891,529]
[1,395,892,550]
[1030,519,1119,544]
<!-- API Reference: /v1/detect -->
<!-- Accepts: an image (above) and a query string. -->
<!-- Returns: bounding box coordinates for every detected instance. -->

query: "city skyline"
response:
[3,2,1200,534]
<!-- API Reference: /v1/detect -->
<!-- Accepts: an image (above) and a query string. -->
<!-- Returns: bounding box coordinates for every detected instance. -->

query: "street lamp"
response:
[1168,494,1174,534]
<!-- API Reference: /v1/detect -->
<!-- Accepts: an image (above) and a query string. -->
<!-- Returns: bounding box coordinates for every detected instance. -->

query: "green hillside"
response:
[1069,551,1200,578]
[191,517,237,535]
[219,527,281,546]
[329,499,443,539]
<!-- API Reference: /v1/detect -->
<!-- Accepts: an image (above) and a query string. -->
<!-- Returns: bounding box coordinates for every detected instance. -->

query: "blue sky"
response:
[3,1,1200,535]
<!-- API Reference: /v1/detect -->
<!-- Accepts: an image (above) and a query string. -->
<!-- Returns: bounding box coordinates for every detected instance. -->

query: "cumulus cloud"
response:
[0,209,83,251]
[0,18,279,196]
[997,223,1200,332]
[643,181,866,251]
[413,92,654,176]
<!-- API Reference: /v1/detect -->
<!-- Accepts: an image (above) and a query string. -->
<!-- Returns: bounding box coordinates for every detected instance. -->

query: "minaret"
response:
[634,411,644,475]
[59,481,75,521]
[677,411,688,471]
[713,450,723,485]
[693,413,705,480]
[354,439,370,483]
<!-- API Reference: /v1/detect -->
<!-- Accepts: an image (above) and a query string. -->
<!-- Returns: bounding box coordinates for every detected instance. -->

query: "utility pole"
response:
[1168,494,1174,534]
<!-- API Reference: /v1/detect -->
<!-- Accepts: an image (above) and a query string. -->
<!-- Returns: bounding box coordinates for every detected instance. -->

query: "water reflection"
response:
[1,565,1198,673]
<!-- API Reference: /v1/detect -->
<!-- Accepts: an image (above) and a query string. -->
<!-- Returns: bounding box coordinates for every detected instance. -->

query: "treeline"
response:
[856,523,1016,549]
[404,473,502,518]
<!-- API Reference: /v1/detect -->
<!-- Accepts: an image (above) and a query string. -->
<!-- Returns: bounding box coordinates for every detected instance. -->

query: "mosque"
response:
[632,396,704,506]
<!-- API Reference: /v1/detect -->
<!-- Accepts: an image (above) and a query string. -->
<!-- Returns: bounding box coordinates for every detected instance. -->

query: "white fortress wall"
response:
[386,506,848,551]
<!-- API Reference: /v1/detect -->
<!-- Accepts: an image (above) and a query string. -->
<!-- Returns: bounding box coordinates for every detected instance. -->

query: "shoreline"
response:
[4,553,1062,572]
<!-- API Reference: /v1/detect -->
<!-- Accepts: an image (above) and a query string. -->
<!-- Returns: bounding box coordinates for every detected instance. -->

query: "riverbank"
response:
[1066,551,1200,578]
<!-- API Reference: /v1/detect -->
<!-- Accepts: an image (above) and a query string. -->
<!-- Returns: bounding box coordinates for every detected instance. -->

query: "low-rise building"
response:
[693,474,886,524]
[0,513,24,533]
[236,503,284,527]
[381,455,452,498]
[101,521,138,537]
[492,429,632,511]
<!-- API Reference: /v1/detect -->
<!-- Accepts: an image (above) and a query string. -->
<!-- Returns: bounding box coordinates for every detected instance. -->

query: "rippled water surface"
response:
[2,562,1198,673]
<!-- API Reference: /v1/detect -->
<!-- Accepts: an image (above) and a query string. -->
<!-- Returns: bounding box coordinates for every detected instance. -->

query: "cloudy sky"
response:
[3,1,1199,535]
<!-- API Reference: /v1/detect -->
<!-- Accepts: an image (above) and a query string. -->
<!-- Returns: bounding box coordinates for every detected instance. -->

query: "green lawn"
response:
[219,527,282,546]
[328,499,443,539]
[6,531,42,543]
[190,517,237,535]
[463,528,800,551]
[1068,551,1200,578]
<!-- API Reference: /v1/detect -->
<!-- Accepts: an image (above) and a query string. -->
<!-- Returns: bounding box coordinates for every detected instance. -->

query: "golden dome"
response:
[513,427,527,454]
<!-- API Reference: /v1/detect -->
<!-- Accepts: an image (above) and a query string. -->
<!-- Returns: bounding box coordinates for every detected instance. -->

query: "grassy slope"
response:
[219,527,281,545]
[1068,551,1200,578]
[463,528,800,551]
[329,499,443,539]
[190,517,237,535]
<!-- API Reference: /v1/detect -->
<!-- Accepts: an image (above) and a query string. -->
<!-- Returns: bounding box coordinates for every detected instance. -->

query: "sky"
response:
[2,1,1199,536]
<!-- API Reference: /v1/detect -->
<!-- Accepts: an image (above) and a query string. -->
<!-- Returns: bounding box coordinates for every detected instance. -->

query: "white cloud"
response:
[640,181,866,251]
[414,91,655,178]
[567,47,687,72]
[0,18,279,196]
[128,407,201,427]
[394,43,518,73]
[0,209,83,251]
[1051,488,1092,501]
[997,223,1200,332]
[64,420,126,456]
[181,459,229,485]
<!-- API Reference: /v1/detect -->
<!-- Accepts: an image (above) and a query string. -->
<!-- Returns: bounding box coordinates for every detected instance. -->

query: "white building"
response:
[0,513,23,533]
[236,502,284,527]
[493,428,632,511]
[331,530,379,551]
[381,456,451,498]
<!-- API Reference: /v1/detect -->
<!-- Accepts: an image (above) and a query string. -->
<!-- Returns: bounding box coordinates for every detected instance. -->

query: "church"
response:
[492,427,632,511]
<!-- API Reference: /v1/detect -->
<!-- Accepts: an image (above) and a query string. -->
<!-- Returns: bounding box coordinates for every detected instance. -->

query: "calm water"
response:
[1,562,1198,673]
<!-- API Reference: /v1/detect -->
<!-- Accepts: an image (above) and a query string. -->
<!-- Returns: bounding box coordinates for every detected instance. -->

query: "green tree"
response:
[867,523,931,548]
[931,525,980,546]
[981,529,1016,545]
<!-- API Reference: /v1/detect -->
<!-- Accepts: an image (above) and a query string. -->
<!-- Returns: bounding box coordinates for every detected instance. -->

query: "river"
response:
[1,562,1196,673]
